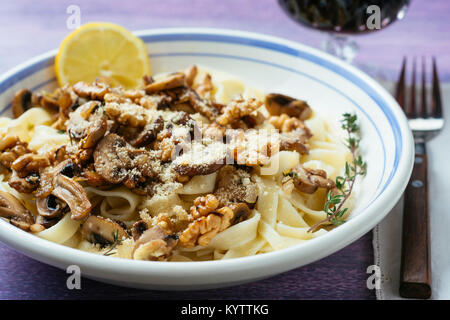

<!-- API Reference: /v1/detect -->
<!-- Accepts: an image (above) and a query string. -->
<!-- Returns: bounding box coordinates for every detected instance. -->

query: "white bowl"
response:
[0,28,413,290]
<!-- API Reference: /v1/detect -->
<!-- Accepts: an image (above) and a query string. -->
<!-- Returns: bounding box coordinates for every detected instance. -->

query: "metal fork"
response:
[396,57,444,299]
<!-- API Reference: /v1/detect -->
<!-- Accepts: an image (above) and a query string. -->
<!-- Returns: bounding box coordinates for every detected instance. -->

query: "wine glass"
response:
[278,0,411,64]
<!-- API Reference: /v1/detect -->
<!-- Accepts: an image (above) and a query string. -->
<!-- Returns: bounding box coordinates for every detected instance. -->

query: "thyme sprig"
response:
[308,113,366,233]
[103,230,122,256]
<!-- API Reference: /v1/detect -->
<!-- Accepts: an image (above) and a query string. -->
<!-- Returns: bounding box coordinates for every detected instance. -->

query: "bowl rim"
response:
[0,27,414,280]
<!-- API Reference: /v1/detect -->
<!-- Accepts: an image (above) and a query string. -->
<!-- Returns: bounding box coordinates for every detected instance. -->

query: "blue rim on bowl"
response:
[0,28,413,289]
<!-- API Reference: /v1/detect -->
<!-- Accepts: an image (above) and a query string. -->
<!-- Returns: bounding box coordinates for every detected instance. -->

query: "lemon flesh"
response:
[55,22,150,89]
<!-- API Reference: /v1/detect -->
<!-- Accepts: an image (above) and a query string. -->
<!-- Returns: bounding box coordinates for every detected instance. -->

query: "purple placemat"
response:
[1,0,449,300]
[0,235,374,300]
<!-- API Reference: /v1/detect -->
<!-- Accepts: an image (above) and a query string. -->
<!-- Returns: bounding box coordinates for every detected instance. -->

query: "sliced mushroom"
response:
[35,214,61,229]
[131,220,149,240]
[81,215,129,246]
[130,115,164,147]
[66,101,106,148]
[183,65,198,87]
[51,174,92,220]
[0,191,34,231]
[290,165,335,194]
[187,90,221,120]
[11,153,50,178]
[144,72,186,94]
[12,89,32,118]
[132,225,177,260]
[174,162,225,177]
[194,73,213,97]
[213,166,258,206]
[94,134,157,186]
[79,170,109,187]
[72,81,109,100]
[265,93,312,120]
[40,93,60,110]
[172,141,226,177]
[230,203,252,224]
[280,132,309,155]
[36,159,73,198]
[82,119,107,149]
[36,194,67,218]
[8,171,40,194]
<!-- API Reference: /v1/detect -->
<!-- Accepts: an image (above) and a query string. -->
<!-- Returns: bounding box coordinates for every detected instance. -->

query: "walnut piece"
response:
[217,98,262,126]
[0,136,30,169]
[190,194,219,219]
[269,114,310,134]
[179,206,234,247]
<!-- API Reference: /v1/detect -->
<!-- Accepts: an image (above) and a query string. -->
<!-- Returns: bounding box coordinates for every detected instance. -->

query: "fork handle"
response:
[400,142,432,299]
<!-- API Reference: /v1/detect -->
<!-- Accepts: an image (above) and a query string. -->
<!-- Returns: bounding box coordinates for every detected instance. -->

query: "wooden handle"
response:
[400,143,432,299]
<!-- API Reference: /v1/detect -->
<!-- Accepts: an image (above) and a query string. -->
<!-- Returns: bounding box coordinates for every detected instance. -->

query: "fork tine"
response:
[431,57,443,118]
[396,57,407,110]
[408,57,417,118]
[419,56,427,118]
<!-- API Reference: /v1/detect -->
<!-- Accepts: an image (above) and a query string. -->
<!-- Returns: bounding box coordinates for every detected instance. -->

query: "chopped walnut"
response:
[179,206,234,247]
[269,114,312,155]
[124,89,145,101]
[190,194,219,219]
[153,213,175,233]
[217,98,262,126]
[201,123,225,141]
[0,136,30,169]
[269,114,310,133]
[0,135,20,153]
[139,94,171,110]
[153,137,176,162]
[104,93,131,104]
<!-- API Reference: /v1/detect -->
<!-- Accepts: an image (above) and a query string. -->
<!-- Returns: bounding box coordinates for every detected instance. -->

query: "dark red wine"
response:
[278,0,410,34]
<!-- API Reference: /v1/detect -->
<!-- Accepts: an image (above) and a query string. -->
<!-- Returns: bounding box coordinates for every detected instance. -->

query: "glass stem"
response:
[322,34,359,64]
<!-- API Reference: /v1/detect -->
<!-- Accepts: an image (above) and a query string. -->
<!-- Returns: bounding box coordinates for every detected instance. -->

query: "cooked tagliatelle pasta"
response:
[0,65,356,261]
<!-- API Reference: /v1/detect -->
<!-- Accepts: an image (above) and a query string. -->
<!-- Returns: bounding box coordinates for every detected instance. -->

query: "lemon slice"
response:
[55,22,150,89]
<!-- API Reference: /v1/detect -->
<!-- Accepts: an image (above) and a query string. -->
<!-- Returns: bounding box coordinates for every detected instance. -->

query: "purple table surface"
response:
[0,0,448,300]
